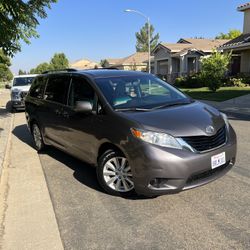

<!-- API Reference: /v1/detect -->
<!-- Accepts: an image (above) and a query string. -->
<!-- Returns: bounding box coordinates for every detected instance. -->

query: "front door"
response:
[58,76,100,163]
[187,57,197,75]
[231,56,241,76]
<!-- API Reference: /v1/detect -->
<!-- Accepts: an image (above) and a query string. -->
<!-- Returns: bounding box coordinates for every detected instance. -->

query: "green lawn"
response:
[180,87,250,102]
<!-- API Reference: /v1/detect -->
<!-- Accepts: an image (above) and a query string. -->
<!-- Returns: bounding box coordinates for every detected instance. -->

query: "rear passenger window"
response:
[29,77,47,99]
[44,75,70,105]
[68,77,94,107]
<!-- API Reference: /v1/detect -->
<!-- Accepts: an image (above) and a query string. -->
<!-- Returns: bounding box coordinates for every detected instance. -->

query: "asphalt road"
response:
[13,112,250,250]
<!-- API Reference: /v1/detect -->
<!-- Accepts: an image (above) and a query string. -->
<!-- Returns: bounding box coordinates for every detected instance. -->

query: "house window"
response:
[157,60,168,75]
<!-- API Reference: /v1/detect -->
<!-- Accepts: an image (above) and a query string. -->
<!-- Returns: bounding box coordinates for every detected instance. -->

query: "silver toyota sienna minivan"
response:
[25,69,237,197]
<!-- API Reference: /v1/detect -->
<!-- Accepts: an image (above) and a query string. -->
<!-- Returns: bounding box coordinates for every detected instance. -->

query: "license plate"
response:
[211,152,226,169]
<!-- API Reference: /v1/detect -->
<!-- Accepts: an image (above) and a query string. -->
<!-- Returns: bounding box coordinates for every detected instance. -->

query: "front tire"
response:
[32,123,45,152]
[97,150,135,196]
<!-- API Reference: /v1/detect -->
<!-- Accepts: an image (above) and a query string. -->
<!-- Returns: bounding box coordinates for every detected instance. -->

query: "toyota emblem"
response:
[206,125,215,135]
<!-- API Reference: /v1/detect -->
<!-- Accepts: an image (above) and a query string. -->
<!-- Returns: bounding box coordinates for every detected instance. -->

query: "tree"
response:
[29,52,69,73]
[135,23,159,52]
[0,0,57,56]
[18,69,27,75]
[30,62,51,74]
[100,59,109,68]
[200,50,231,92]
[215,29,242,39]
[0,49,13,82]
[50,53,69,70]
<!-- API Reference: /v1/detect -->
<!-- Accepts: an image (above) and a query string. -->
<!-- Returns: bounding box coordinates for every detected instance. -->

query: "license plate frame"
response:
[211,152,226,169]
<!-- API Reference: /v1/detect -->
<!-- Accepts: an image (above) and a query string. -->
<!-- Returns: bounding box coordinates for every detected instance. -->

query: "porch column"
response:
[195,56,199,72]
[168,57,172,82]
[180,56,185,76]
[168,57,172,74]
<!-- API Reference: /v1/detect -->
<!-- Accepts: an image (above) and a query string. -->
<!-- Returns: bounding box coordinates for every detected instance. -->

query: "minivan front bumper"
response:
[125,125,237,196]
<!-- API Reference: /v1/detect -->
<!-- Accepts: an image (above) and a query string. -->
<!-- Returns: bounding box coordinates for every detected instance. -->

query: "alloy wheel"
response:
[103,157,134,192]
[33,124,42,150]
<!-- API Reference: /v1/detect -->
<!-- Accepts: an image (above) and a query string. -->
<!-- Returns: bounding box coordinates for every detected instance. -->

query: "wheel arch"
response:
[97,142,126,164]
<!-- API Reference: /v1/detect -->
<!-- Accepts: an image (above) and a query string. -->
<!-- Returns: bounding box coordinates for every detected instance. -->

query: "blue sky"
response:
[11,0,245,73]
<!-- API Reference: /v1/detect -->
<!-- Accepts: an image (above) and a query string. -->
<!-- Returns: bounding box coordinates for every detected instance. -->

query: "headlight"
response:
[131,128,182,149]
[221,112,229,129]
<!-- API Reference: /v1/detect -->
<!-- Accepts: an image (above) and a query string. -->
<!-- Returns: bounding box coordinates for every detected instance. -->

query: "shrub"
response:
[174,74,204,88]
[200,51,231,92]
[224,77,249,87]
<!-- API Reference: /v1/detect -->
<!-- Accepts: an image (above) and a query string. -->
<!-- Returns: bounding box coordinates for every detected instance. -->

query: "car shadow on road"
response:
[12,124,35,148]
[42,147,150,200]
[12,124,149,200]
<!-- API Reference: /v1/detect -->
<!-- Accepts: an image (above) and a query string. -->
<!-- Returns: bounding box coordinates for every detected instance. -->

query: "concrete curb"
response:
[0,112,13,182]
[0,114,64,250]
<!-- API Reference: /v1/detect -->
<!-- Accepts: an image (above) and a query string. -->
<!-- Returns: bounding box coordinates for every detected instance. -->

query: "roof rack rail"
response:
[100,67,119,70]
[79,67,119,71]
[42,68,78,74]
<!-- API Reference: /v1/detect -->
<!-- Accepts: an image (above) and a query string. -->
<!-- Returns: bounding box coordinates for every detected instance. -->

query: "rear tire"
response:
[97,150,135,196]
[32,123,45,152]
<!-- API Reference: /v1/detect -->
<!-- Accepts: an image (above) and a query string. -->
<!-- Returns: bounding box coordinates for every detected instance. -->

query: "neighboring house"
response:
[70,59,99,69]
[152,38,228,82]
[220,2,250,75]
[106,52,153,72]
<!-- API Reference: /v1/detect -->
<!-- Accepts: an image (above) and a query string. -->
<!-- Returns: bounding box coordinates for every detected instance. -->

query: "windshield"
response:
[95,75,191,110]
[13,77,35,87]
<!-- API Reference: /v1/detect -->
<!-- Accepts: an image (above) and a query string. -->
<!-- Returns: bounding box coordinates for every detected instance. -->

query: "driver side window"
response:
[68,77,95,107]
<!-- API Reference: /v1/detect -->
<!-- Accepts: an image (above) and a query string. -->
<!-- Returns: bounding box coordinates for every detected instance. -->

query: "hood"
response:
[121,101,225,137]
[11,85,31,92]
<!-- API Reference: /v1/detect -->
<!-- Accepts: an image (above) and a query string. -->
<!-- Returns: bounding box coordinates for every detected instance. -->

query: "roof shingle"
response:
[220,33,250,48]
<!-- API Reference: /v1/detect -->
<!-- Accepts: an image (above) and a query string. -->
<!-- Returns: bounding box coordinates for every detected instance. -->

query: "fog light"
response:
[150,178,169,188]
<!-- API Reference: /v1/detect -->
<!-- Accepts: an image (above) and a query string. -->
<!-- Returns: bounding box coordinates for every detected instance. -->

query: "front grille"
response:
[182,126,226,152]
[20,91,28,100]
[186,161,230,185]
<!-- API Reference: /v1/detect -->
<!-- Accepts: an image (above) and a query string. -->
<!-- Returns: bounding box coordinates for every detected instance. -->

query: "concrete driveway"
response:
[8,112,250,250]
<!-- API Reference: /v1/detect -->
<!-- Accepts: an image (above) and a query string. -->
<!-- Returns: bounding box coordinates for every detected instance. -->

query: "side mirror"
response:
[75,101,93,113]
[5,83,11,89]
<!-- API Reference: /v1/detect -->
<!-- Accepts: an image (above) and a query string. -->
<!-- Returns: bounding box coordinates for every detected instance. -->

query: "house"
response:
[152,38,228,82]
[220,2,250,75]
[106,52,153,72]
[70,59,99,69]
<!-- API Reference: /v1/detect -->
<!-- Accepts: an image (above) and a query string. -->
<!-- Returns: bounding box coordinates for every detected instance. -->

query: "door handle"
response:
[62,111,69,118]
[55,109,61,116]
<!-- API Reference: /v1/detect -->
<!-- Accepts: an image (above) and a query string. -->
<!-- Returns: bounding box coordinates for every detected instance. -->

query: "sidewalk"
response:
[0,89,12,178]
[0,89,63,249]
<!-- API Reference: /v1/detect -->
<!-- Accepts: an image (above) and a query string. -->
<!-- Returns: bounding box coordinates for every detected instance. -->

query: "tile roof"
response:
[178,38,229,52]
[172,48,205,57]
[70,59,99,69]
[106,58,123,65]
[160,43,193,52]
[109,52,151,66]
[220,33,250,48]
[157,39,229,54]
[237,2,250,11]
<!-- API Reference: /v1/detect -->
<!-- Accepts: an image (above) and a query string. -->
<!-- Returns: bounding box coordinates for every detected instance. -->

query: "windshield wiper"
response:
[114,107,150,112]
[153,102,191,110]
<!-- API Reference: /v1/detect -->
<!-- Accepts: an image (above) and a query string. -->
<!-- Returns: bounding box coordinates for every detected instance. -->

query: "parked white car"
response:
[10,74,37,110]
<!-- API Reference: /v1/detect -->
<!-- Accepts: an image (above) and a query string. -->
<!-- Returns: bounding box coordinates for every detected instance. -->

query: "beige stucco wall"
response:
[123,64,147,71]
[240,49,250,73]
[243,9,250,34]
